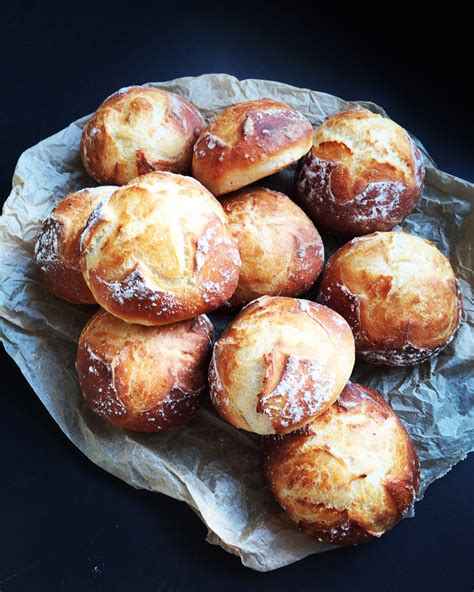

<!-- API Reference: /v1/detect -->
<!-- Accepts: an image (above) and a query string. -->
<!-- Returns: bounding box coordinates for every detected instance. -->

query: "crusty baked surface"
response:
[35,186,117,303]
[263,381,420,545]
[77,309,213,431]
[192,99,312,196]
[81,86,205,185]
[221,187,324,307]
[295,108,424,236]
[318,231,462,365]
[80,171,241,325]
[209,296,355,435]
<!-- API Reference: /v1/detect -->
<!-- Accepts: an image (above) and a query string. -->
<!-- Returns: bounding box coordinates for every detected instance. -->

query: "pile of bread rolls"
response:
[35,85,463,547]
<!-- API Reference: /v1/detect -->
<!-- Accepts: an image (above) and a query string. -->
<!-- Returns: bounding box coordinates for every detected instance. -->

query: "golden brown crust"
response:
[192,99,312,196]
[81,86,205,185]
[209,296,355,435]
[77,309,214,431]
[318,231,462,365]
[221,187,324,307]
[263,381,420,545]
[34,186,117,303]
[295,108,425,236]
[80,172,241,325]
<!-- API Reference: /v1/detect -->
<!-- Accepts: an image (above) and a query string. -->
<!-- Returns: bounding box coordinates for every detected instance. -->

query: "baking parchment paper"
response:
[1,74,473,572]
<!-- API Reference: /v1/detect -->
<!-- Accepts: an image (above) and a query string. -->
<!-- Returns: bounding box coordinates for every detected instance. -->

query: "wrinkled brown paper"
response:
[1,74,473,572]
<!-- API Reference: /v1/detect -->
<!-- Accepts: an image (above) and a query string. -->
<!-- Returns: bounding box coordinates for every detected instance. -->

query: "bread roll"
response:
[192,99,312,196]
[221,187,324,308]
[318,231,462,365]
[80,172,241,325]
[209,296,355,435]
[295,108,424,236]
[34,186,117,303]
[77,310,213,431]
[263,382,420,545]
[81,86,205,185]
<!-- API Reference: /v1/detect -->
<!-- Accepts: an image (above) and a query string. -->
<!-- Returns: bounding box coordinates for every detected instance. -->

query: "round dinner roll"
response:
[209,296,355,435]
[295,108,425,236]
[192,99,313,196]
[221,187,324,308]
[263,382,420,545]
[318,231,462,365]
[34,186,117,303]
[80,171,241,325]
[81,86,205,185]
[77,309,213,432]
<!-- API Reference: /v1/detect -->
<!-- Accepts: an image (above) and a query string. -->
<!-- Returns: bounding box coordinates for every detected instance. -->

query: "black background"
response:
[1,4,473,591]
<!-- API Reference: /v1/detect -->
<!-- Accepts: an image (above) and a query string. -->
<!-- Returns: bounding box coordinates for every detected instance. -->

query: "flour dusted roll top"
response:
[34,186,117,303]
[192,99,313,196]
[77,310,213,431]
[80,172,241,325]
[318,231,462,365]
[81,86,205,185]
[263,382,420,545]
[209,296,355,435]
[221,187,324,308]
[295,108,424,236]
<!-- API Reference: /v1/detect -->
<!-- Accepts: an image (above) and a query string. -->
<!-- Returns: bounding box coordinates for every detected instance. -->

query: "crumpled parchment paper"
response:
[1,74,473,572]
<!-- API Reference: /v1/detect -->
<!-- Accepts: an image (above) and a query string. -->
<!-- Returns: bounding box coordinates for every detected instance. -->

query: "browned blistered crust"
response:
[34,186,117,304]
[295,108,425,236]
[263,382,420,545]
[209,296,355,435]
[81,86,205,185]
[77,309,213,431]
[192,99,313,196]
[221,187,324,307]
[318,231,462,365]
[80,172,241,326]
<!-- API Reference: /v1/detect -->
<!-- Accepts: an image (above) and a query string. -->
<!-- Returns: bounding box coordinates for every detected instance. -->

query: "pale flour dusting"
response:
[360,341,447,366]
[351,181,405,224]
[99,270,179,314]
[205,133,227,150]
[259,354,336,428]
[80,197,110,252]
[35,218,61,271]
[195,234,210,272]
[298,299,312,313]
[82,346,127,419]
[298,151,414,231]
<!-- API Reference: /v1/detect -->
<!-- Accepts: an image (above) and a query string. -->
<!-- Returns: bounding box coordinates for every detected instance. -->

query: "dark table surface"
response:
[1,5,473,591]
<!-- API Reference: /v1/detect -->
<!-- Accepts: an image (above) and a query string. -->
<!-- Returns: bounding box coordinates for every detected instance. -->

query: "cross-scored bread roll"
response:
[77,310,213,431]
[80,172,241,325]
[295,108,424,236]
[34,186,117,303]
[81,86,205,185]
[192,99,313,196]
[209,296,355,435]
[263,382,420,545]
[318,231,462,365]
[221,187,324,308]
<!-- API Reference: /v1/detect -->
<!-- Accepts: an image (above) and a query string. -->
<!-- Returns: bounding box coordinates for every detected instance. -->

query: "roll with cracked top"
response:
[35,186,117,304]
[77,309,214,431]
[80,171,241,325]
[81,86,205,185]
[263,381,420,545]
[221,187,324,308]
[192,99,313,196]
[295,108,425,236]
[318,231,462,365]
[209,296,355,435]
